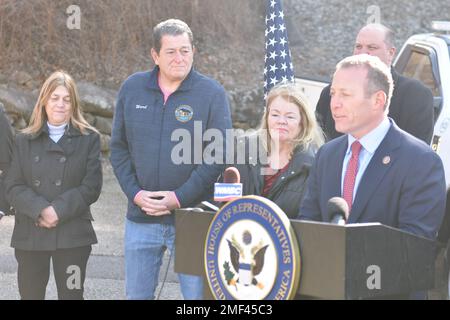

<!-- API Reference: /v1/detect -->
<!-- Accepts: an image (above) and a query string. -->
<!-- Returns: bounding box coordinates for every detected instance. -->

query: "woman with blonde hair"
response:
[6,70,102,299]
[226,82,324,218]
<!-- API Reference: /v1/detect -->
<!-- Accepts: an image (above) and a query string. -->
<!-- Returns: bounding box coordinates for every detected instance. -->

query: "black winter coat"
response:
[230,136,315,219]
[5,124,102,250]
[0,107,13,215]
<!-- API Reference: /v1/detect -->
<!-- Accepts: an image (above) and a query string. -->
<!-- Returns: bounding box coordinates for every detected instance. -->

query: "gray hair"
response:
[152,19,194,53]
[335,54,394,110]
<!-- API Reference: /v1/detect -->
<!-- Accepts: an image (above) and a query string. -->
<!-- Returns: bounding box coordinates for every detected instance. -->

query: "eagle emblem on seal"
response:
[223,230,269,290]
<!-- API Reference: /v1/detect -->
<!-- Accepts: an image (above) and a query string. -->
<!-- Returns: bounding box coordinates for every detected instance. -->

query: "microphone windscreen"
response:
[223,167,240,184]
[327,197,349,221]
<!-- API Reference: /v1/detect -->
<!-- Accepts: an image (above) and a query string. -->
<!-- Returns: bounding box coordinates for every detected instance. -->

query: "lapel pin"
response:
[382,156,391,165]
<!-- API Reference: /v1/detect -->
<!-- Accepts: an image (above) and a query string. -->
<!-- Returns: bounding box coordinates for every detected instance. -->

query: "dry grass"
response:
[0,0,264,89]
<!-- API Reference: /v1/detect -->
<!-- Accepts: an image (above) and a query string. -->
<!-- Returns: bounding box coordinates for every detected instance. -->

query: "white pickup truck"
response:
[297,21,450,298]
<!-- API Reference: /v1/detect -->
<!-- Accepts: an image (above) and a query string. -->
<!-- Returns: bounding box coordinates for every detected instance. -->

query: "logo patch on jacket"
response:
[175,105,193,123]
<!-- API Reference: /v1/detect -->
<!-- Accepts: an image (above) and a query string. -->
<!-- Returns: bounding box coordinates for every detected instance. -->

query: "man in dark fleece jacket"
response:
[110,19,232,300]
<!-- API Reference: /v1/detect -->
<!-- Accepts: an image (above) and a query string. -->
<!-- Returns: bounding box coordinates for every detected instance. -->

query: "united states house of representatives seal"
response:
[204,196,301,300]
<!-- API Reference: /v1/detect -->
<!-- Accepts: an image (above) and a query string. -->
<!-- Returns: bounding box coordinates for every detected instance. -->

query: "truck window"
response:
[402,51,440,97]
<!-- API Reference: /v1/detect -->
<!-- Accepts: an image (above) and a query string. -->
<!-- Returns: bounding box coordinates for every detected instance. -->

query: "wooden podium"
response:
[174,209,436,299]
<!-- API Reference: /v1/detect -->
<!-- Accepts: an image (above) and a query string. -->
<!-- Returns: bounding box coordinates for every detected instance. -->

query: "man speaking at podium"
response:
[298,54,446,242]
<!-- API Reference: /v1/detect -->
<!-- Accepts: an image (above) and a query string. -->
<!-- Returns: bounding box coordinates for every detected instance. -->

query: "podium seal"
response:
[204,196,301,300]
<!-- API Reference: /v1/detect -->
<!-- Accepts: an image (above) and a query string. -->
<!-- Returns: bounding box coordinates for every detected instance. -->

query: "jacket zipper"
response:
[155,91,167,188]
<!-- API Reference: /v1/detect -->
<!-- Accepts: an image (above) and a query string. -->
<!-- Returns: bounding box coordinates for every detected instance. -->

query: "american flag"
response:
[264,0,295,99]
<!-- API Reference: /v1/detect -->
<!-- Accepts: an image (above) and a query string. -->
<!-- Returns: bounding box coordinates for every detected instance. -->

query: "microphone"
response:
[223,167,240,184]
[214,167,243,202]
[327,197,349,225]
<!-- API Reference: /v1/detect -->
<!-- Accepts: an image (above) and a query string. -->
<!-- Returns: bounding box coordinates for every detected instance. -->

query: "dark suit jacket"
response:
[298,120,446,240]
[316,68,434,144]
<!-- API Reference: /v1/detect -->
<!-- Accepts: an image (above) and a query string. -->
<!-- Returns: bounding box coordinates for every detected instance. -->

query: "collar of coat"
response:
[29,123,83,140]
[277,145,315,179]
[253,144,315,179]
[147,65,196,93]
[391,66,400,86]
[237,134,315,174]
[252,145,315,196]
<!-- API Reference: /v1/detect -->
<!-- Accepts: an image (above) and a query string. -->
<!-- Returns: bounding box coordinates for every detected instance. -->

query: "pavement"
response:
[2,161,448,301]
[0,162,183,300]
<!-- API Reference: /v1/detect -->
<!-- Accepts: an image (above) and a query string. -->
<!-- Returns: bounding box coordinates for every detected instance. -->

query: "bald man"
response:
[316,23,434,144]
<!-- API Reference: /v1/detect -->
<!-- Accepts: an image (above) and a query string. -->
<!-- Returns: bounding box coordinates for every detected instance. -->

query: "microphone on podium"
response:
[327,197,349,225]
[214,167,243,202]
[223,166,241,184]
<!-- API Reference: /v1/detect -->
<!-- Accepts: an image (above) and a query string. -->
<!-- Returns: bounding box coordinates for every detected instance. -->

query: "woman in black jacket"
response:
[227,83,324,218]
[0,106,13,217]
[5,71,102,300]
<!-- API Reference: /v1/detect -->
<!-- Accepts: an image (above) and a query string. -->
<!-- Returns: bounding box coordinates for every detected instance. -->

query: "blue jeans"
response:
[124,219,204,300]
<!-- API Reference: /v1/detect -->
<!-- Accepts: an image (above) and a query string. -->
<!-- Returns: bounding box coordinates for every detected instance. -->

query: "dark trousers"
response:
[15,246,92,300]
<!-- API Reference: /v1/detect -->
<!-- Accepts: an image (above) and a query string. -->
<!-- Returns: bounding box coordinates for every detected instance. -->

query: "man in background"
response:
[316,23,434,144]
